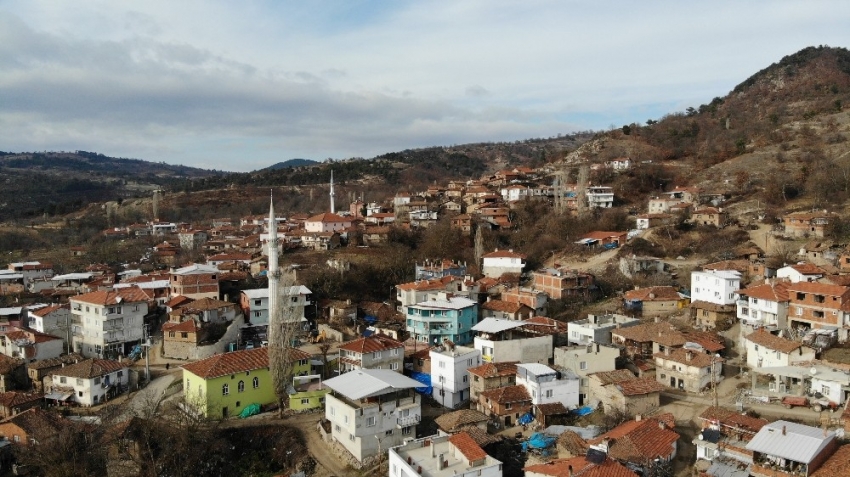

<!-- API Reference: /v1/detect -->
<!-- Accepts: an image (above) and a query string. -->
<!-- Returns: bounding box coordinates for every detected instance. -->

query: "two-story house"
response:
[27,304,71,344]
[304,213,352,233]
[323,369,423,463]
[516,363,579,409]
[744,329,816,369]
[554,343,620,405]
[69,287,149,358]
[467,362,517,404]
[406,293,478,346]
[786,282,850,341]
[239,286,312,327]
[481,250,526,278]
[783,211,836,238]
[395,276,466,311]
[736,280,792,346]
[654,347,723,393]
[477,384,531,428]
[0,327,64,362]
[566,313,640,346]
[690,269,741,329]
[587,369,664,416]
[337,335,405,373]
[531,268,596,299]
[430,343,481,408]
[500,287,548,315]
[472,318,552,364]
[622,286,687,316]
[45,358,128,406]
[169,263,219,300]
[480,300,534,321]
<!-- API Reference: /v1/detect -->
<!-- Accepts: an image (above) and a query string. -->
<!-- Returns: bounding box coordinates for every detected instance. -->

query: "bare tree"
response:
[318,338,336,379]
[474,225,484,273]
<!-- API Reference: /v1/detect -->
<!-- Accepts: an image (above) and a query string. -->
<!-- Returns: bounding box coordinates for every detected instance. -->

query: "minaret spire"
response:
[268,190,280,333]
[329,169,335,214]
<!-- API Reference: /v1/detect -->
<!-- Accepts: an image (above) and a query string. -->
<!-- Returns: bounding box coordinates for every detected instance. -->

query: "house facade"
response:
[430,344,481,408]
[472,318,553,364]
[337,335,405,373]
[69,287,150,358]
[467,362,517,404]
[45,358,128,406]
[406,293,478,346]
[169,264,220,300]
[744,329,816,369]
[481,250,526,278]
[516,363,579,409]
[654,348,723,393]
[554,343,620,405]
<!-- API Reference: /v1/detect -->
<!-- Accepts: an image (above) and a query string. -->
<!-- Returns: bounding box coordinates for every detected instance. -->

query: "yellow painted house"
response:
[182,347,315,418]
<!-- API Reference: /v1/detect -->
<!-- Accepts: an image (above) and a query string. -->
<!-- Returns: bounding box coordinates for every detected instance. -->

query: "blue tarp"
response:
[518,412,534,425]
[571,405,594,416]
[409,371,432,395]
[522,432,556,452]
[363,315,378,325]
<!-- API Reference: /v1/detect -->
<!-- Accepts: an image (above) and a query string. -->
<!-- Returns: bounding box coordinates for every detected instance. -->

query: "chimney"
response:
[659,420,666,430]
[568,465,574,477]
[782,425,786,436]
[635,414,642,421]
[686,351,693,362]
[430,441,436,457]
[664,347,670,356]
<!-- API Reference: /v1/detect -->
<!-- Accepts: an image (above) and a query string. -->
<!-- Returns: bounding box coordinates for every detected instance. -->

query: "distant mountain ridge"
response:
[260,158,319,171]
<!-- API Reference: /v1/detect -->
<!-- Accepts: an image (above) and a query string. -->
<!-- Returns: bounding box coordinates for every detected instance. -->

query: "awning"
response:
[44,392,73,401]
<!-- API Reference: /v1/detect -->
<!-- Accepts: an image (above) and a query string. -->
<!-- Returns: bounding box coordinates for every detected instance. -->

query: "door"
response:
[670,377,676,387]
[222,407,228,418]
[505,415,511,426]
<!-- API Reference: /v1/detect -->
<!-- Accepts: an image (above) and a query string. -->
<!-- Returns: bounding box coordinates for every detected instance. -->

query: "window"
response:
[76,378,83,385]
[385,429,394,436]
[349,433,355,442]
[373,351,382,359]
[796,307,803,316]
[334,424,341,432]
[222,384,229,396]
[822,384,830,395]
[253,377,259,388]
[391,362,399,370]
[474,376,480,382]
[94,377,101,385]
[366,416,376,427]
[344,415,349,424]
[505,403,512,410]
[168,331,176,338]
[392,348,399,356]
[580,378,588,387]
[330,406,335,416]
[118,371,123,378]
[301,398,310,405]
[238,381,245,393]
[402,426,412,435]
[579,361,587,370]
[462,375,468,383]
[254,311,261,318]
[254,299,262,306]
[438,361,445,368]
[754,344,759,351]
[776,351,781,359]
[545,389,553,398]
[181,332,188,338]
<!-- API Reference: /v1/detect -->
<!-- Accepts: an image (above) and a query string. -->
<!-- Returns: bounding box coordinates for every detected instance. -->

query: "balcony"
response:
[396,414,420,428]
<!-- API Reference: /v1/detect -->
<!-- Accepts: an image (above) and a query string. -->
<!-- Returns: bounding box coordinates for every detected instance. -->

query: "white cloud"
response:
[1,1,849,171]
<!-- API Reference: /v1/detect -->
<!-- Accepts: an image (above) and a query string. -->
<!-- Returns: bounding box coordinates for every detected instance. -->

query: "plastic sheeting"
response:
[571,405,594,416]
[518,412,534,425]
[408,371,432,395]
[522,432,556,452]
[239,403,261,418]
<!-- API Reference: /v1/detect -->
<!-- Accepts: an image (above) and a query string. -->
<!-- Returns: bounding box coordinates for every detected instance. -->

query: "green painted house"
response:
[182,347,313,418]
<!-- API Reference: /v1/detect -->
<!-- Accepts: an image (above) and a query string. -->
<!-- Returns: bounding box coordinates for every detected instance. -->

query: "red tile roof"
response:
[71,286,150,305]
[481,299,527,314]
[787,281,850,297]
[482,249,527,259]
[306,212,350,223]
[51,359,126,379]
[396,275,457,291]
[0,391,44,409]
[162,320,199,333]
[181,347,310,379]
[338,335,404,354]
[588,417,679,462]
[29,304,68,317]
[616,377,665,396]
[745,329,804,354]
[468,362,517,378]
[479,384,530,404]
[789,262,825,275]
[447,432,488,462]
[811,444,850,477]
[525,455,638,477]
[613,322,687,347]
[623,286,681,301]
[435,409,489,432]
[737,281,792,302]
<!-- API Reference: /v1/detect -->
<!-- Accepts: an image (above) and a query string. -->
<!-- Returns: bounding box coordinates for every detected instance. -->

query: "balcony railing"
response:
[397,414,420,427]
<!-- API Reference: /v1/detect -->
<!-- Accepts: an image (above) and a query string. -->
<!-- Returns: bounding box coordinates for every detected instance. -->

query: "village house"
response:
[0,407,65,446]
[0,355,26,393]
[433,408,490,434]
[736,280,792,344]
[623,286,687,316]
[654,347,723,393]
[169,263,220,300]
[746,420,838,477]
[690,207,727,227]
[6,261,53,289]
[238,285,312,327]
[304,212,352,233]
[577,231,628,248]
[45,358,128,406]
[415,259,468,281]
[588,414,679,473]
[472,318,552,364]
[337,335,405,373]
[26,304,70,341]
[554,343,620,405]
[323,369,423,463]
[395,276,466,311]
[786,282,850,341]
[531,268,596,300]
[0,327,64,362]
[406,293,478,346]
[690,269,741,329]
[744,329,816,369]
[783,211,836,238]
[467,361,517,404]
[516,363,579,409]
[480,299,534,321]
[500,286,548,315]
[525,454,638,477]
[388,432,503,477]
[694,406,768,467]
[477,384,532,428]
[566,313,640,346]
[69,286,150,359]
[481,249,526,278]
[777,262,825,283]
[25,354,84,392]
[0,391,43,419]
[521,317,569,346]
[635,213,676,230]
[587,369,664,416]
[430,343,481,408]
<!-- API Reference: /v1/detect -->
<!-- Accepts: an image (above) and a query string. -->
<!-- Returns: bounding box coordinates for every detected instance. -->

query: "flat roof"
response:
[52,273,93,281]
[472,318,525,333]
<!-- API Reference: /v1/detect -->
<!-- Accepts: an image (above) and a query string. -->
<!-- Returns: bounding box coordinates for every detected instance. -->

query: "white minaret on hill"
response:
[329,169,335,214]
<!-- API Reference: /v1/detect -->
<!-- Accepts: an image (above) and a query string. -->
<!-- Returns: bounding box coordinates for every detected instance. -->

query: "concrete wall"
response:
[475,335,552,364]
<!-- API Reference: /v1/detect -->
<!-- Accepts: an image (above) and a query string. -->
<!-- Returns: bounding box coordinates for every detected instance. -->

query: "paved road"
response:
[119,372,177,421]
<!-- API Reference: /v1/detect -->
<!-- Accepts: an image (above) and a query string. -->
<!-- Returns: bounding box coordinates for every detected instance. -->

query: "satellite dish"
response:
[810,367,818,375]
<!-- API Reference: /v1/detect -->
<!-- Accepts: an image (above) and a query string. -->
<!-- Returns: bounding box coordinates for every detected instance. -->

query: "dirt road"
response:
[285,412,353,477]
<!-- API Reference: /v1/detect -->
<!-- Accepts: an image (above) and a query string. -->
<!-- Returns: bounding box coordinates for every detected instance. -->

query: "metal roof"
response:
[322,369,422,400]
[472,317,525,333]
[51,273,93,281]
[114,280,170,289]
[517,363,556,376]
[412,296,476,310]
[745,420,835,464]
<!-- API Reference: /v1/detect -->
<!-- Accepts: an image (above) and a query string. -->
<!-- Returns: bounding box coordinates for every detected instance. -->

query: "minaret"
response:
[329,169,335,214]
[267,192,280,331]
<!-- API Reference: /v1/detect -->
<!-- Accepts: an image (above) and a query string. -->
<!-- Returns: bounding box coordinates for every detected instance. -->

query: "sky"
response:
[2,1,850,172]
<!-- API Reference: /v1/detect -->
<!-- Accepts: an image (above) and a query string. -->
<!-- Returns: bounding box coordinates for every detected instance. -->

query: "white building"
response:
[516,363,579,409]
[388,433,503,477]
[736,281,790,336]
[481,250,526,278]
[323,369,423,463]
[553,343,620,405]
[776,263,824,283]
[0,326,64,361]
[69,286,150,358]
[744,329,816,369]
[691,269,741,305]
[151,222,178,235]
[240,285,311,327]
[27,304,71,339]
[6,261,54,287]
[586,186,614,208]
[566,313,640,345]
[430,344,481,408]
[45,358,129,406]
[472,318,552,364]
[501,185,530,202]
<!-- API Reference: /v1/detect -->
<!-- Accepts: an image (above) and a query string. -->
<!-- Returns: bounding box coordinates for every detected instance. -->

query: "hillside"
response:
[261,158,320,170]
[0,151,222,222]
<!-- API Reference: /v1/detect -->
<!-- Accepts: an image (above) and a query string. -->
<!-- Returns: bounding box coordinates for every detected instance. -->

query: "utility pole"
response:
[712,354,720,409]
